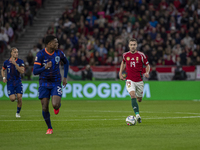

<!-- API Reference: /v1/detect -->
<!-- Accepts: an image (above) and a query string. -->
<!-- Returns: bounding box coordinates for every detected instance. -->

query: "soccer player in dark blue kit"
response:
[1,47,25,118]
[33,35,69,134]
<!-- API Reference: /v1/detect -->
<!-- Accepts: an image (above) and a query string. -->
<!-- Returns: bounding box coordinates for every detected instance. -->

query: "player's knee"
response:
[42,107,48,112]
[130,93,136,99]
[53,103,60,110]
[10,97,15,102]
[17,96,22,101]
[10,99,15,102]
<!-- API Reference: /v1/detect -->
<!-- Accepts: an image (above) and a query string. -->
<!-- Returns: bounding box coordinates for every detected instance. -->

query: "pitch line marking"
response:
[1,116,200,122]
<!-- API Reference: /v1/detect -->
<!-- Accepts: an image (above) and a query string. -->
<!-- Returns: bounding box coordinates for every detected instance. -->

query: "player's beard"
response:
[130,48,136,53]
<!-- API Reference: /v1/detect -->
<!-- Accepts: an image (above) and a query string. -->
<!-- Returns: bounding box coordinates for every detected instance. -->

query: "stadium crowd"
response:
[26,0,200,67]
[0,0,44,55]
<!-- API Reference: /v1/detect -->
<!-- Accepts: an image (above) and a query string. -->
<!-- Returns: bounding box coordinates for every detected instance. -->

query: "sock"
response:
[42,111,52,129]
[17,107,21,113]
[131,98,139,115]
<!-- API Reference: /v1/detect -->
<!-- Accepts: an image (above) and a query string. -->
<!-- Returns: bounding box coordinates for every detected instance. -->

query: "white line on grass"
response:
[1,110,200,115]
[1,116,200,122]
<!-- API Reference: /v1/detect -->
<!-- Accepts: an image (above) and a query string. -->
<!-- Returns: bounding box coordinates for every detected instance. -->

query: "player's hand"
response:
[119,73,126,81]
[10,58,17,65]
[63,77,67,88]
[144,73,149,78]
[45,61,52,69]
[3,78,7,83]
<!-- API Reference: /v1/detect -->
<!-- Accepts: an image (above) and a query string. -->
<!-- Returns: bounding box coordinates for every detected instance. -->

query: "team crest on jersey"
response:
[55,56,60,64]
[136,57,139,63]
[127,57,130,61]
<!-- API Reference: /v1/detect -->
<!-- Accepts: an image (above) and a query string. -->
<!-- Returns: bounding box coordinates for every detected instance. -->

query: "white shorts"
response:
[126,80,144,97]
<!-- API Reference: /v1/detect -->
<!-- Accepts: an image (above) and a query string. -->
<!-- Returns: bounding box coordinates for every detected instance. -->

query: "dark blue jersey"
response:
[33,48,68,87]
[2,58,24,86]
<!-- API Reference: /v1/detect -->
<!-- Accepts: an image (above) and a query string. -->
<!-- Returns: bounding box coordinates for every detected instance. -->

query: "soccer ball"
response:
[126,115,137,126]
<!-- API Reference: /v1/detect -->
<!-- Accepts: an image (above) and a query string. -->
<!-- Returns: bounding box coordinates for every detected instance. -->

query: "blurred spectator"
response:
[81,64,93,80]
[26,51,34,66]
[23,62,32,80]
[30,45,40,57]
[172,65,187,80]
[4,22,14,41]
[149,65,158,80]
[69,56,78,66]
[94,43,108,58]
[0,28,9,48]
[183,33,192,47]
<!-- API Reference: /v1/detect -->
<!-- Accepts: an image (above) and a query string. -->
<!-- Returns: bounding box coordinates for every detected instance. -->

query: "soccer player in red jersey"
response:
[119,38,150,123]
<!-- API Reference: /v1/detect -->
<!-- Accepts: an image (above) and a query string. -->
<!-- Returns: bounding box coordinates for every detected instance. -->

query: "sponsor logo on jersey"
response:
[127,57,130,61]
[131,58,134,60]
[35,57,38,61]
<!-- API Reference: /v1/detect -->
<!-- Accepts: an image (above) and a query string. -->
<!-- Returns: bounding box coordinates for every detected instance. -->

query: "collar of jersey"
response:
[9,58,18,61]
[45,48,55,55]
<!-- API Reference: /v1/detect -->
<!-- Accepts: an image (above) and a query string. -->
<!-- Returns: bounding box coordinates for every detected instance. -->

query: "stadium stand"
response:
[31,0,200,68]
[1,0,200,81]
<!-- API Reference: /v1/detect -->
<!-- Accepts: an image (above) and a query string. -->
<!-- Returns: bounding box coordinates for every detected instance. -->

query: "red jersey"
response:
[123,51,149,82]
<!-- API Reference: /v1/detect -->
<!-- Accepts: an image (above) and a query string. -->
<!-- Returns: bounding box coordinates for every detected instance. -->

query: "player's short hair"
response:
[128,38,137,44]
[10,47,18,57]
[45,35,57,45]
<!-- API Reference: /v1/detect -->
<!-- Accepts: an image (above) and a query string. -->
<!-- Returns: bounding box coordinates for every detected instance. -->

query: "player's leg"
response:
[15,94,22,118]
[15,84,23,118]
[9,94,16,102]
[126,80,139,116]
[135,81,144,123]
[52,95,61,115]
[7,85,16,102]
[39,86,53,134]
[51,85,62,115]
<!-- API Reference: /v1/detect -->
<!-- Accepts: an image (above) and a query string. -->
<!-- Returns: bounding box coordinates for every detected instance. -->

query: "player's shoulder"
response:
[56,49,64,54]
[137,51,146,57]
[123,51,131,57]
[4,59,9,64]
[36,49,44,56]
[17,58,24,62]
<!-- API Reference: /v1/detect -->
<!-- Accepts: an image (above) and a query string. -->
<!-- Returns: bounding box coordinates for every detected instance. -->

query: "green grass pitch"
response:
[0,100,200,150]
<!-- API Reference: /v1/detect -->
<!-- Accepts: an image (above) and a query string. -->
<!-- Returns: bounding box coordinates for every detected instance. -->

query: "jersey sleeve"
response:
[34,52,42,66]
[123,53,126,62]
[60,51,68,64]
[2,61,7,70]
[19,60,25,67]
[142,54,149,66]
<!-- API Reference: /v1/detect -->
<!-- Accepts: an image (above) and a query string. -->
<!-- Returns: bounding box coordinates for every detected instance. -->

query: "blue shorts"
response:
[38,85,62,99]
[7,84,23,96]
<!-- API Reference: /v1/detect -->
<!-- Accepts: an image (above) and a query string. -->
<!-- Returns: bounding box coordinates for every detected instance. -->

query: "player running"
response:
[119,38,150,123]
[33,35,69,134]
[1,47,25,118]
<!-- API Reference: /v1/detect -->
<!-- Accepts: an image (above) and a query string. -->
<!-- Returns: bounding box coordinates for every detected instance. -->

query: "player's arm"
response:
[144,64,150,78]
[61,52,69,87]
[119,61,126,81]
[33,53,52,75]
[10,58,24,74]
[143,54,150,78]
[1,67,7,83]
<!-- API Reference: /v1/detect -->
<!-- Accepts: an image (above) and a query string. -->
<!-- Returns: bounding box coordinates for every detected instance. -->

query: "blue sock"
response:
[42,111,52,129]
[17,107,21,113]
